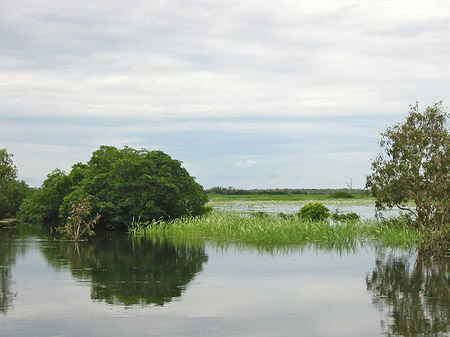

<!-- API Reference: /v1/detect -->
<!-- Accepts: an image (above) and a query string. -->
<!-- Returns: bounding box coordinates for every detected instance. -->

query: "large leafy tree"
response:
[18,146,209,230]
[0,149,29,219]
[366,102,449,231]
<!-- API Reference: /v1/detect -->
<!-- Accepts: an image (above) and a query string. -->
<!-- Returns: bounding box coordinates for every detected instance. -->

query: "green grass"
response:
[129,211,420,249]
[207,194,373,202]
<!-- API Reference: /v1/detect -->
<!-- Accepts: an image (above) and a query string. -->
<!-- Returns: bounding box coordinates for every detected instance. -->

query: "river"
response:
[1,224,448,336]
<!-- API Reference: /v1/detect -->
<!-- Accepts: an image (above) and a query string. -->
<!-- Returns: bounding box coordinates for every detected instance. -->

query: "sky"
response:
[1,0,449,189]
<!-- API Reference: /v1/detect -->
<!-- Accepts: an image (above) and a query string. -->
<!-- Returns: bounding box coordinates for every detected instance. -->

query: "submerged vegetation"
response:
[129,211,421,249]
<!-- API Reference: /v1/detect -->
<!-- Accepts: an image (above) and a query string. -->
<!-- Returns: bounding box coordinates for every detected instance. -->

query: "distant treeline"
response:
[205,187,368,195]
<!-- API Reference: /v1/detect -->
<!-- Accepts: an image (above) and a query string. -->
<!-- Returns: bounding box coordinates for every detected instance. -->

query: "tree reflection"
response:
[366,251,449,336]
[0,226,19,314]
[42,234,208,307]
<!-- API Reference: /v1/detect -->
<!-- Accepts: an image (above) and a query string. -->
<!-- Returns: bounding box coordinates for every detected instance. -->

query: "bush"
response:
[330,191,355,199]
[251,211,269,218]
[56,196,100,241]
[331,211,360,222]
[18,146,209,230]
[297,203,330,221]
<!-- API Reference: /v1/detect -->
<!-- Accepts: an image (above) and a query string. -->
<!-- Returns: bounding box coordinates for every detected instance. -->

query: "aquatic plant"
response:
[297,202,330,221]
[130,211,420,248]
[331,210,361,222]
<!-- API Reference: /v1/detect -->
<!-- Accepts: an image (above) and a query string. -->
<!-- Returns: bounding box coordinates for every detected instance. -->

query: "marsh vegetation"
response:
[129,210,421,249]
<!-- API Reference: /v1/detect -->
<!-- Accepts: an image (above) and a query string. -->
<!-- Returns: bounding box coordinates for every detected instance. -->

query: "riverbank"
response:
[129,211,420,249]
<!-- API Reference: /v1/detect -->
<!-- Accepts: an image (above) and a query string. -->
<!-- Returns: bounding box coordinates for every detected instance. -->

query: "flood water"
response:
[1,224,449,337]
[211,200,400,219]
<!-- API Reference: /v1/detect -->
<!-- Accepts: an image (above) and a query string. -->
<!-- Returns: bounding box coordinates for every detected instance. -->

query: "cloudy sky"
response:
[1,0,449,188]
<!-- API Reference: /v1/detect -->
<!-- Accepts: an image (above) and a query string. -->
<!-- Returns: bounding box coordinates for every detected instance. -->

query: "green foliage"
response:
[277,212,296,220]
[366,102,450,232]
[0,149,30,219]
[297,202,330,221]
[56,196,100,241]
[331,211,360,222]
[130,211,420,249]
[330,191,355,199]
[17,169,73,225]
[18,146,208,230]
[419,227,450,256]
[250,211,269,218]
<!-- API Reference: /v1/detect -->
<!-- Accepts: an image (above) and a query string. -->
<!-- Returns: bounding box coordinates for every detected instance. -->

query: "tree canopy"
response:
[0,149,30,219]
[366,102,449,233]
[18,146,209,230]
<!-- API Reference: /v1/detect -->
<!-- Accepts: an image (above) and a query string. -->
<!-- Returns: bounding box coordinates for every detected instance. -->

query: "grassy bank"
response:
[207,194,373,202]
[129,211,420,249]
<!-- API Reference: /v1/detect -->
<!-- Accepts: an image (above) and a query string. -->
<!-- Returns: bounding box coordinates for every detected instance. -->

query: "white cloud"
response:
[235,160,257,167]
[0,0,449,187]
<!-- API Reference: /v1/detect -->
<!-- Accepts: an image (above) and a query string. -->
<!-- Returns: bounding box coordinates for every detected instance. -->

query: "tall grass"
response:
[129,211,420,249]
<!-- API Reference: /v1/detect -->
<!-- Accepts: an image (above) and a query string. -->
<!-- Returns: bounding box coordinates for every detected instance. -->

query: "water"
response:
[210,200,401,219]
[1,224,448,336]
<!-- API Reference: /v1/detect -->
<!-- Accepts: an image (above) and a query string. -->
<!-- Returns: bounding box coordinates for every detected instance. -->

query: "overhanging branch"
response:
[395,203,418,219]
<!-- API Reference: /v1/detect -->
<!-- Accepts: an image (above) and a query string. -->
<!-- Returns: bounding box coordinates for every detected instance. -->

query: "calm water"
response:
[1,224,448,337]
[211,201,400,219]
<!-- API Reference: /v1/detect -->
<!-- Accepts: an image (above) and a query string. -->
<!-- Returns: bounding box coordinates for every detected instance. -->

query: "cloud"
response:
[0,0,449,187]
[235,160,257,167]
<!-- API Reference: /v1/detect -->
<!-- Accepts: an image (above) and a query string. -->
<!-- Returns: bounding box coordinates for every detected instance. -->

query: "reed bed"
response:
[129,211,420,248]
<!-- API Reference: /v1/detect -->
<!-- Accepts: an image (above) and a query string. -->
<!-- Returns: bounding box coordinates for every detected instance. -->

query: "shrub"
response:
[251,211,269,218]
[56,196,100,241]
[297,203,330,221]
[330,191,355,199]
[332,211,360,222]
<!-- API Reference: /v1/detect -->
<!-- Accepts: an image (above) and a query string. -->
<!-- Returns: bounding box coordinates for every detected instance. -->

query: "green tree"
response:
[17,169,73,225]
[0,149,30,219]
[366,102,449,232]
[19,146,209,230]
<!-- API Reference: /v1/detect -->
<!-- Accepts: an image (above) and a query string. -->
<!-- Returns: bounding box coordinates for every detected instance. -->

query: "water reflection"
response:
[41,234,208,307]
[0,225,21,314]
[366,251,449,336]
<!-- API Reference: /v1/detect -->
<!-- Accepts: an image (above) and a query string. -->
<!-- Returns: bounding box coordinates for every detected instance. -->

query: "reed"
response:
[129,211,420,248]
